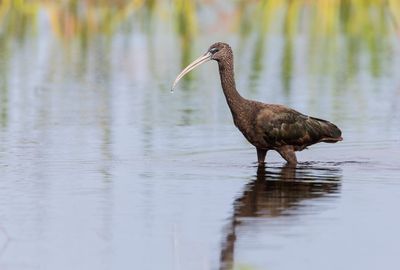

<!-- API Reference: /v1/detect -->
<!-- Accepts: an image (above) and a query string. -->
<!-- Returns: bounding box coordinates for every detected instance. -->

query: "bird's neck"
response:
[217,58,245,112]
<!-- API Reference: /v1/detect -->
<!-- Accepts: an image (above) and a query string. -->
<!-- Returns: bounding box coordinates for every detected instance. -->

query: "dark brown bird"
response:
[172,42,342,165]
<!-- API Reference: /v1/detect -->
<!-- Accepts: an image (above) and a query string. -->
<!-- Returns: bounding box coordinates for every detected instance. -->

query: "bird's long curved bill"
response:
[171,52,212,91]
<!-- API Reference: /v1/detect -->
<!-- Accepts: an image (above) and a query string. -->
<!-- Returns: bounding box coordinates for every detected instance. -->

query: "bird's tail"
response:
[309,117,343,143]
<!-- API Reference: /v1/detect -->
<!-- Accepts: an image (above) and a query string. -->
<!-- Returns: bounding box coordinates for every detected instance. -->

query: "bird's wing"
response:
[256,106,342,148]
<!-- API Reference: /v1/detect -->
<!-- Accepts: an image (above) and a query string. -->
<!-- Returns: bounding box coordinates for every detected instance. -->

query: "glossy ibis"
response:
[172,42,342,165]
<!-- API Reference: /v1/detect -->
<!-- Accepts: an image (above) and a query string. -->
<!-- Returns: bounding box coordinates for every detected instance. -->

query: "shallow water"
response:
[1,2,400,270]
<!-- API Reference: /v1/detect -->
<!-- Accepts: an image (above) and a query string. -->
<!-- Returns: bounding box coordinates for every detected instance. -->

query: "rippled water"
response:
[1,3,400,270]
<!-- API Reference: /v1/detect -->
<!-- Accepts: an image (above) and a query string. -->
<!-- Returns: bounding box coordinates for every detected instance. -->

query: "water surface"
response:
[0,2,400,270]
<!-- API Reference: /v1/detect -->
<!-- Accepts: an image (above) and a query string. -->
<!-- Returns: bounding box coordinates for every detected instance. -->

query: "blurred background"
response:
[0,1,400,270]
[0,0,399,129]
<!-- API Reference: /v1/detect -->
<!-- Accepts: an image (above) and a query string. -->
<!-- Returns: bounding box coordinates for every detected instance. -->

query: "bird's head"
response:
[171,42,232,91]
[207,42,232,61]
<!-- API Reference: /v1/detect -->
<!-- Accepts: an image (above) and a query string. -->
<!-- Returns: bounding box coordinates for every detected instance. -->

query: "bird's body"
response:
[172,42,342,165]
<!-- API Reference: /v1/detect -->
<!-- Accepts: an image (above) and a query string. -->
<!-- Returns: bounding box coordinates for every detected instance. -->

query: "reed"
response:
[1,0,397,39]
[0,0,397,80]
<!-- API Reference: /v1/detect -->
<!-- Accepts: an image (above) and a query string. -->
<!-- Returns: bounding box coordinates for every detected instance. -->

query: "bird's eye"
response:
[209,47,219,54]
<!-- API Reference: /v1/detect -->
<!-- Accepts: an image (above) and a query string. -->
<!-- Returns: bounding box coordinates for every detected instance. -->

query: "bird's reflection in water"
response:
[219,163,342,270]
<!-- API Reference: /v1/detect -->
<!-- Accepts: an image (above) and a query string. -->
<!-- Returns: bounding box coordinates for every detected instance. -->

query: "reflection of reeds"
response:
[234,0,398,94]
[1,0,398,34]
[173,0,197,68]
[0,0,38,40]
[388,0,400,33]
[0,0,398,85]
[45,0,139,40]
[246,0,280,92]
[0,0,143,42]
[1,0,397,42]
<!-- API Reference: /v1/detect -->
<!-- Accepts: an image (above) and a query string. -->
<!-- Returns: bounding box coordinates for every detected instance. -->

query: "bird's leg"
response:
[277,146,297,166]
[256,148,267,165]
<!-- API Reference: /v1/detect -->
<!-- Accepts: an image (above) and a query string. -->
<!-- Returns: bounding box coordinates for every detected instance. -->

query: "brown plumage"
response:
[172,42,342,165]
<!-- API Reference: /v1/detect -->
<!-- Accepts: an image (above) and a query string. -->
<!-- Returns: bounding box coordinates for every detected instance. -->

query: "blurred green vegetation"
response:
[0,0,397,43]
[0,0,398,81]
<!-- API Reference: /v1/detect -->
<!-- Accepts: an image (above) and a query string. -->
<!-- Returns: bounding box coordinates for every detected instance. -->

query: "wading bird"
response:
[172,42,342,165]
